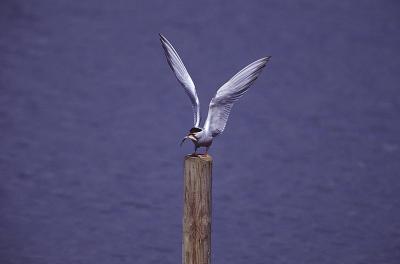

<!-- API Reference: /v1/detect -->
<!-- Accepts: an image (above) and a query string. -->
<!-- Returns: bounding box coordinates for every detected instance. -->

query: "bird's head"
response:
[180,127,202,146]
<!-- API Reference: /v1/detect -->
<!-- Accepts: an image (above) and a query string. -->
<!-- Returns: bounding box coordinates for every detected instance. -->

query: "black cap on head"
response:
[189,127,202,133]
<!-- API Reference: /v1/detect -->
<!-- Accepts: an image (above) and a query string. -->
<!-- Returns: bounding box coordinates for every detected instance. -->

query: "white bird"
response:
[160,34,270,155]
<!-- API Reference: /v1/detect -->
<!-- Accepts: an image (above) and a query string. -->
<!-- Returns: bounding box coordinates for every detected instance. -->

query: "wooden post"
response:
[183,154,213,264]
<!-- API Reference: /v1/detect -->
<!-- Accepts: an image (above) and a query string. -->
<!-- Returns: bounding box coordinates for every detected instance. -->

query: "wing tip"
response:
[260,56,271,63]
[159,33,169,45]
[254,56,271,69]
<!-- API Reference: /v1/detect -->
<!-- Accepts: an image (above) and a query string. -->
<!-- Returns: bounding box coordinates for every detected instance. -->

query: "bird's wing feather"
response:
[204,57,270,136]
[159,34,200,127]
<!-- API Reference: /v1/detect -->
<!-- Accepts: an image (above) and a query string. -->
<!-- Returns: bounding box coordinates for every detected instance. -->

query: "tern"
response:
[160,34,270,155]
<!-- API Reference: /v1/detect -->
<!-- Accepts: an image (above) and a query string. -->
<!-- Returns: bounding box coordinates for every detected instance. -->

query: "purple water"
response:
[0,0,399,263]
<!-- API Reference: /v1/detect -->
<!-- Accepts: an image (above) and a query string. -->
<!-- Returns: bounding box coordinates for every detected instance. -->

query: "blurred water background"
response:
[0,0,399,263]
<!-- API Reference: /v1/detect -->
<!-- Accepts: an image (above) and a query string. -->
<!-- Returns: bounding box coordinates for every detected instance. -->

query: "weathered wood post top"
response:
[183,154,213,264]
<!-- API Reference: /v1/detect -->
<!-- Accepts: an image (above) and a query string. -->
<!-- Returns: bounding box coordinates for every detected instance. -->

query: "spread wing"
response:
[204,57,270,137]
[159,34,201,127]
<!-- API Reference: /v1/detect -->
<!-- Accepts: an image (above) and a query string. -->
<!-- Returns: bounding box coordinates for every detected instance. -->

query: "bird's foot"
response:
[199,152,209,157]
[190,152,209,157]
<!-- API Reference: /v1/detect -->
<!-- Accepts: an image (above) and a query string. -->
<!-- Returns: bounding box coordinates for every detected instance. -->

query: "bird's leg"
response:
[205,146,209,156]
[193,146,198,155]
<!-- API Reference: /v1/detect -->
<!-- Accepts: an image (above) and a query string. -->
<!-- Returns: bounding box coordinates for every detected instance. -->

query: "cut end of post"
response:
[184,154,213,162]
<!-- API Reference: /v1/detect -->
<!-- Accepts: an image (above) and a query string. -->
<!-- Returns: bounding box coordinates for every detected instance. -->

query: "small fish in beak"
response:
[180,134,197,146]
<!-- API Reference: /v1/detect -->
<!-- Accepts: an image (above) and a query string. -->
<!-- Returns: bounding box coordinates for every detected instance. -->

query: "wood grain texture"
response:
[183,154,213,264]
